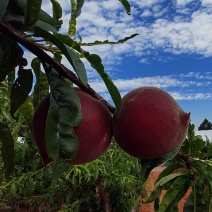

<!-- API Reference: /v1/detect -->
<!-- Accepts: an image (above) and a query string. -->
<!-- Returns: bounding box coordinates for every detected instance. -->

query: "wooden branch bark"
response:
[0,20,115,113]
[96,174,111,212]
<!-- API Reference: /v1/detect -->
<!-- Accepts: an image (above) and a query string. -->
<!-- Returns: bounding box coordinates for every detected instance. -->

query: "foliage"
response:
[0,141,144,211]
[0,0,138,179]
[145,122,212,211]
[198,118,212,131]
[0,0,212,212]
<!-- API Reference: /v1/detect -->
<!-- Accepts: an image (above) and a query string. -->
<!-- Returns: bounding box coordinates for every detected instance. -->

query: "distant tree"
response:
[198,118,212,130]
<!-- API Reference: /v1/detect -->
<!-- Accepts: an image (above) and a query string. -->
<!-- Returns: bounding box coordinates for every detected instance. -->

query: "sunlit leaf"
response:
[73,0,84,18]
[10,69,33,117]
[67,0,84,36]
[25,0,42,27]
[0,122,14,178]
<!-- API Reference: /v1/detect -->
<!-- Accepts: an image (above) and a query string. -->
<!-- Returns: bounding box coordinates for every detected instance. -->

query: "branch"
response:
[0,20,115,113]
[96,174,111,212]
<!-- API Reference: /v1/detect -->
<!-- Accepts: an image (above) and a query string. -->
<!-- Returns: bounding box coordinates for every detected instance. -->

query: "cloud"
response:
[40,0,212,63]
[27,1,212,104]
[175,0,196,7]
[170,92,212,100]
[88,71,212,101]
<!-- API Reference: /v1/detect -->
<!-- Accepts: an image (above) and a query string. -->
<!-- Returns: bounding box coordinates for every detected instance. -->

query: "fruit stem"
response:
[0,20,116,113]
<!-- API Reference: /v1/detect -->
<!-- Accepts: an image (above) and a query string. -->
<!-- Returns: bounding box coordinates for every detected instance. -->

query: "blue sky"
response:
[38,0,212,129]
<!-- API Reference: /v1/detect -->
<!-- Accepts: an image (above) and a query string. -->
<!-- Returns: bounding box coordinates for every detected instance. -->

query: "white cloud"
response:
[131,0,166,8]
[139,58,149,64]
[170,92,212,100]
[32,1,212,103]
[141,10,152,17]
[202,0,212,6]
[175,0,195,7]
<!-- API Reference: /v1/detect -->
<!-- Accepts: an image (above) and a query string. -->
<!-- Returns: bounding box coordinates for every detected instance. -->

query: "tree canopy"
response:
[198,118,212,131]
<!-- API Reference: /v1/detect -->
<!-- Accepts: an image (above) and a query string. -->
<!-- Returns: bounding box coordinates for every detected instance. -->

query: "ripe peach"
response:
[112,86,190,159]
[32,88,112,165]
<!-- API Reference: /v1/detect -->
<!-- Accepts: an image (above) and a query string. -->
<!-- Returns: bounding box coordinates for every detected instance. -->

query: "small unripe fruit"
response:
[32,88,112,165]
[112,86,190,159]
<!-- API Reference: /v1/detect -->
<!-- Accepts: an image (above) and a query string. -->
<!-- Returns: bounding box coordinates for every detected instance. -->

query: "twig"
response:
[0,20,115,113]
[96,174,111,212]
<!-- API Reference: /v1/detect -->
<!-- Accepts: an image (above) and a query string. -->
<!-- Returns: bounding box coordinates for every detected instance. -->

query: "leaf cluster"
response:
[143,122,212,211]
[0,0,136,179]
[0,142,144,211]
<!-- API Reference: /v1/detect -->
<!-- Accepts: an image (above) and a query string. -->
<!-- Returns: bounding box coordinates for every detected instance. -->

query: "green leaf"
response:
[32,9,58,32]
[140,145,181,185]
[156,163,186,184]
[2,0,26,29]
[184,191,195,212]
[7,0,26,16]
[10,69,33,117]
[81,33,139,46]
[83,52,122,114]
[31,58,49,109]
[209,197,212,212]
[145,187,161,204]
[0,122,14,178]
[44,65,82,162]
[119,0,131,15]
[2,13,25,30]
[158,176,191,212]
[155,171,189,189]
[68,18,76,37]
[19,99,33,131]
[145,170,189,204]
[68,0,77,36]
[25,0,42,27]
[184,179,208,212]
[33,20,58,33]
[73,0,84,18]
[34,27,87,85]
[0,36,23,82]
[50,0,63,29]
[0,0,9,19]
[52,33,122,112]
[191,160,212,191]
